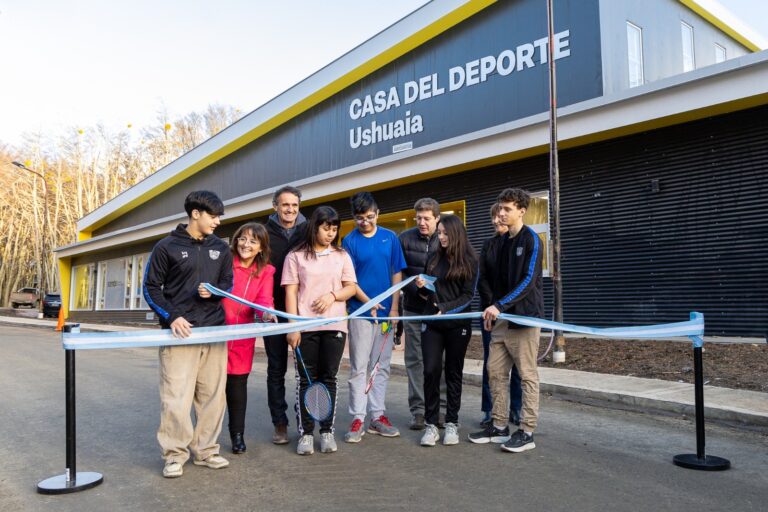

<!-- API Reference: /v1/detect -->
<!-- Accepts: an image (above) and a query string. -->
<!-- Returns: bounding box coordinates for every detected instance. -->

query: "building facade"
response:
[56,0,766,337]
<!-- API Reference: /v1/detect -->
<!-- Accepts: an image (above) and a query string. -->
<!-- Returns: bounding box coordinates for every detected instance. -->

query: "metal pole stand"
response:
[38,324,104,494]
[673,315,730,471]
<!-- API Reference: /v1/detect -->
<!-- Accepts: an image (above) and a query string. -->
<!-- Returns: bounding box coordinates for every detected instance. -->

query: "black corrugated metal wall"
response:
[296,105,767,337]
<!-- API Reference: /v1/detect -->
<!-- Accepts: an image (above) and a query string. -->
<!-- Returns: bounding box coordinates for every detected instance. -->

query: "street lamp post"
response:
[12,161,49,313]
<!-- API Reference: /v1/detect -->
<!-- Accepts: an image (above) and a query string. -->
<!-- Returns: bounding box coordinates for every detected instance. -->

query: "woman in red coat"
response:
[223,222,276,454]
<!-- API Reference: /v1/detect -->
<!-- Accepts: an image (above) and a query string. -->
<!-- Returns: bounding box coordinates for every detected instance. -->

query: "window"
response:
[132,253,150,309]
[70,264,96,311]
[681,22,695,72]
[715,44,726,63]
[626,22,644,87]
[527,193,551,277]
[96,254,151,310]
[97,258,129,310]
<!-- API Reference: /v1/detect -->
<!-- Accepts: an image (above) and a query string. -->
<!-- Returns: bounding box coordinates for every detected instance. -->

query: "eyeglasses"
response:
[354,214,377,224]
[237,237,260,246]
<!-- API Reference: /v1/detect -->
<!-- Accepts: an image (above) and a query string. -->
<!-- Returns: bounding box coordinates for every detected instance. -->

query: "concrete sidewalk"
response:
[3,314,765,428]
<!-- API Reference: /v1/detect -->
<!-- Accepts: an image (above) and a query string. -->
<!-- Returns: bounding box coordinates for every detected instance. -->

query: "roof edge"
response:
[76,0,496,236]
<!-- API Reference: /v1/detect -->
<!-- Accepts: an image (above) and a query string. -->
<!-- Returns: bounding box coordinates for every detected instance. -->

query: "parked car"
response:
[10,287,40,309]
[43,293,62,318]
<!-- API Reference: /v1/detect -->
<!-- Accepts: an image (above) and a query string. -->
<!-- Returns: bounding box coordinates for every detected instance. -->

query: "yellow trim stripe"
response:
[58,257,72,318]
[85,0,496,232]
[679,0,761,52]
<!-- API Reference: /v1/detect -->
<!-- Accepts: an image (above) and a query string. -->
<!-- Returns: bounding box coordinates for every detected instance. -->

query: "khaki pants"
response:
[157,343,227,464]
[487,322,541,432]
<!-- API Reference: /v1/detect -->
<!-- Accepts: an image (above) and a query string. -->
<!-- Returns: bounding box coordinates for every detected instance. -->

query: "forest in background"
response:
[0,104,241,305]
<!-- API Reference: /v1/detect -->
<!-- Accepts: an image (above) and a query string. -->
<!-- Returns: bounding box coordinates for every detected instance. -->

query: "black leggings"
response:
[294,330,346,435]
[422,323,471,426]
[226,373,249,434]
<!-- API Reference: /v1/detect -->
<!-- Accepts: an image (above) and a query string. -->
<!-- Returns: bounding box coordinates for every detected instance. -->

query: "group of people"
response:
[143,185,543,478]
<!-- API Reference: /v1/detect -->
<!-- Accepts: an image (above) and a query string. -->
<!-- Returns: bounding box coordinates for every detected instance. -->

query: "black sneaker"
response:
[468,424,510,444]
[501,429,535,453]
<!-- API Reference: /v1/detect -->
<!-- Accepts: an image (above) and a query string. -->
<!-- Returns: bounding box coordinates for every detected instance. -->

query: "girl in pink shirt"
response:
[222,222,276,455]
[282,206,357,456]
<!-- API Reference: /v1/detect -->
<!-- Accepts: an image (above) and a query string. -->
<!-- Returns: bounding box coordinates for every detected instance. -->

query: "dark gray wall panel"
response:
[96,0,602,235]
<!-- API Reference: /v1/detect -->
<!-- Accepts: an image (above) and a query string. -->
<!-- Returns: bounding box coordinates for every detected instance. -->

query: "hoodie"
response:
[143,224,234,329]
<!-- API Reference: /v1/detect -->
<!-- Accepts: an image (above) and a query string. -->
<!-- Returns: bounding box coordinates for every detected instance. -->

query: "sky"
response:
[0,0,766,147]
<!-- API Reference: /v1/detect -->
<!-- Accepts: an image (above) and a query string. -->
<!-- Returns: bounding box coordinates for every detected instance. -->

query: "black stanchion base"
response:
[673,454,730,471]
[37,472,103,494]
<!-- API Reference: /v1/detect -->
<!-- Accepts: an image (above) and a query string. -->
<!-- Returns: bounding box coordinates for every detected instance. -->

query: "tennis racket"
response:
[364,322,392,395]
[294,346,333,422]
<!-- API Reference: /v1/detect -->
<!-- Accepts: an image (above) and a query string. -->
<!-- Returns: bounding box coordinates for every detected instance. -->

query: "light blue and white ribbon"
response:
[62,276,705,350]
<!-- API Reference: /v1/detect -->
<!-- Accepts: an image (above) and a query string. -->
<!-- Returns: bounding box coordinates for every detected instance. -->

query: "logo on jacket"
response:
[181,251,188,258]
[209,250,220,260]
[516,247,523,257]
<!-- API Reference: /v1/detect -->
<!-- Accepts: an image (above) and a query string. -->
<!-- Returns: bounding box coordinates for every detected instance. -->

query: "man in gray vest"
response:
[398,198,446,430]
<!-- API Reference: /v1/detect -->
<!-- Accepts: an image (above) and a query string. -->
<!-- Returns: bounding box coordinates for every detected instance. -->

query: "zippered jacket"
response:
[490,225,544,324]
[223,257,275,374]
[265,212,308,312]
[421,254,478,330]
[398,227,440,312]
[143,224,234,329]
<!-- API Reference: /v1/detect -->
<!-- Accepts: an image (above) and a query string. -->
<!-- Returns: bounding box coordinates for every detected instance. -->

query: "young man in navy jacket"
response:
[469,188,544,453]
[143,190,234,478]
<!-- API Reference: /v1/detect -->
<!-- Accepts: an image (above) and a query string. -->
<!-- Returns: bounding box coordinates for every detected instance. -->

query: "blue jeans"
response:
[481,326,522,419]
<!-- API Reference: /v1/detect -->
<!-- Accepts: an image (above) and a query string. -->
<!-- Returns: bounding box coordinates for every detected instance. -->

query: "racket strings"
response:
[304,382,333,421]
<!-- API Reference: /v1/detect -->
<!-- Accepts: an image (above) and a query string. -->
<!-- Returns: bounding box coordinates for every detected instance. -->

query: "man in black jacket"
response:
[469,188,544,453]
[143,191,234,478]
[263,185,308,444]
[398,197,446,430]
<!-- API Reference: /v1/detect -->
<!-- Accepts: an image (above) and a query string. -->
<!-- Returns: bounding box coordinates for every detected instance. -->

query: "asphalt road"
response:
[0,325,766,512]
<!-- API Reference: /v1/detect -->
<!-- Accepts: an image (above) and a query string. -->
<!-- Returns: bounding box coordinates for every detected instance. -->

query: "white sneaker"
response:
[162,461,183,478]
[193,454,229,469]
[443,422,459,445]
[320,432,337,453]
[420,424,440,447]
[297,434,314,455]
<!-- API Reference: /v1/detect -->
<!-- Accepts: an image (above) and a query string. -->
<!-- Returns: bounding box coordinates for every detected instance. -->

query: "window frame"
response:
[681,21,696,72]
[714,43,726,64]
[626,21,645,88]
[70,263,96,311]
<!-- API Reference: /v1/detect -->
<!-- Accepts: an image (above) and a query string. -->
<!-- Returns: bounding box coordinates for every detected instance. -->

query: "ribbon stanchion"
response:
[38,324,104,494]
[673,314,731,471]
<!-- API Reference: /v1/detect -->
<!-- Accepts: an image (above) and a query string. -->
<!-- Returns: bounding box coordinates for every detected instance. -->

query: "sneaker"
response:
[501,429,536,453]
[297,434,314,455]
[344,419,365,443]
[320,432,337,453]
[480,411,492,428]
[409,413,425,430]
[193,454,229,469]
[368,415,400,437]
[272,424,289,445]
[420,424,440,447]
[162,461,183,478]
[443,422,459,445]
[437,412,446,429]
[468,424,511,444]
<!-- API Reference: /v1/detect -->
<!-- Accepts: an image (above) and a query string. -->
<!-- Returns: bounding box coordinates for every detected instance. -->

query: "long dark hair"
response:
[230,222,271,276]
[294,206,343,260]
[427,214,477,281]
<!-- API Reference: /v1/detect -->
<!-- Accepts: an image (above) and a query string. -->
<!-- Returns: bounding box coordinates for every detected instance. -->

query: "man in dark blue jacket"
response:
[469,188,544,453]
[262,185,308,445]
[144,190,234,478]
